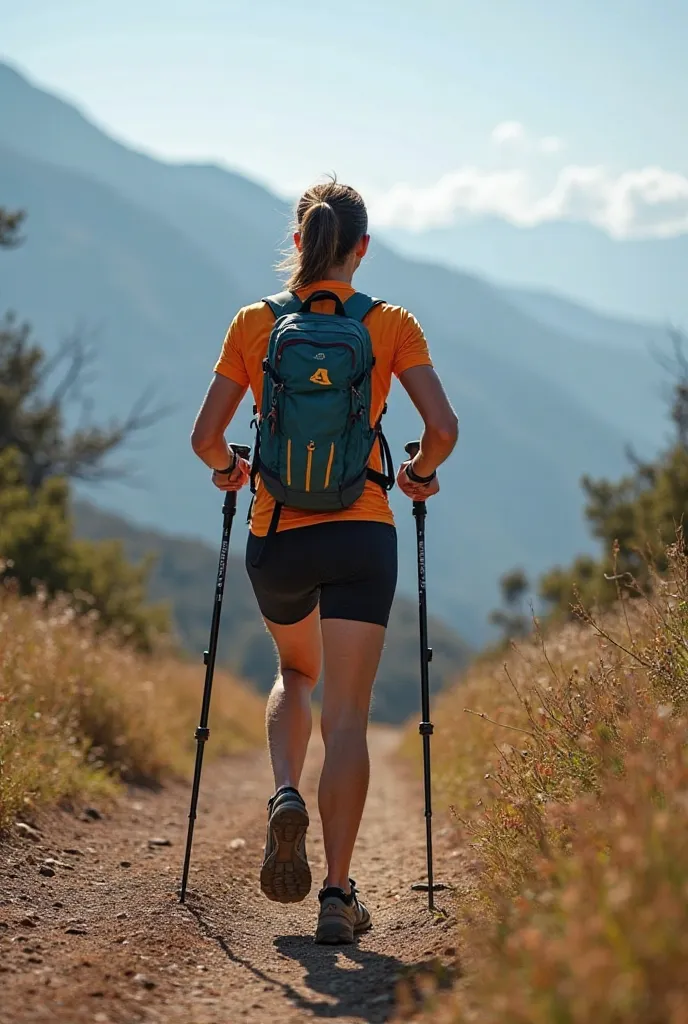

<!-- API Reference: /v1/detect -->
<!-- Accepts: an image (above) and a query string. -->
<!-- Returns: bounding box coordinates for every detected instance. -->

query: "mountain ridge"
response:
[0,60,671,643]
[382,217,688,329]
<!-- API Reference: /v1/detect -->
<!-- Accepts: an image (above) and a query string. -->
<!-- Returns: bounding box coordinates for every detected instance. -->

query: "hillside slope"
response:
[408,548,688,1021]
[383,215,688,329]
[0,62,667,454]
[0,60,667,641]
[0,138,630,642]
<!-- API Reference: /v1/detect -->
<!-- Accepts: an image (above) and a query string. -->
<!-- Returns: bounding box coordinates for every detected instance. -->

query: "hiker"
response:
[191,180,458,944]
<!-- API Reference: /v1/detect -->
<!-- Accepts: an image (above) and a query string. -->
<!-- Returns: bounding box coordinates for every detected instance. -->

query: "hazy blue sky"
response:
[3,0,688,236]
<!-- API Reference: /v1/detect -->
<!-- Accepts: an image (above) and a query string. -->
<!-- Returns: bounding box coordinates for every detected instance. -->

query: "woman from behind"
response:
[191,179,458,944]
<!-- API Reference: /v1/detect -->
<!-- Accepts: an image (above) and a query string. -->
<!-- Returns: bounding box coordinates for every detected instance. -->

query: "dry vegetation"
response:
[411,542,688,1023]
[0,587,265,830]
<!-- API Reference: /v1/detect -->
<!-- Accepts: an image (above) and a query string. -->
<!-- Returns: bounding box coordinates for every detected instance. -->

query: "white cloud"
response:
[539,135,565,155]
[371,169,528,231]
[368,164,688,239]
[491,123,566,155]
[491,121,525,145]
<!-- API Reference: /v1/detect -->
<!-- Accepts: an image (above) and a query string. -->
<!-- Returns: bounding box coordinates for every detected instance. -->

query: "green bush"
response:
[0,205,167,648]
[0,447,167,648]
[540,339,688,617]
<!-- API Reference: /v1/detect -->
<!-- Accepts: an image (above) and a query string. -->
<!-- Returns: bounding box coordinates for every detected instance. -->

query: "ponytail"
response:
[280,178,369,291]
[291,201,339,291]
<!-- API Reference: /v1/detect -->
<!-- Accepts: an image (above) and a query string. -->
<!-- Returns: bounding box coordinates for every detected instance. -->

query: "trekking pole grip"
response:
[404,440,427,515]
[222,444,251,514]
[230,443,251,461]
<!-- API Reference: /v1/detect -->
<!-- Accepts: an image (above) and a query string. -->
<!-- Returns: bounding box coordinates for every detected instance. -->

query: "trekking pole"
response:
[179,443,251,904]
[404,441,448,912]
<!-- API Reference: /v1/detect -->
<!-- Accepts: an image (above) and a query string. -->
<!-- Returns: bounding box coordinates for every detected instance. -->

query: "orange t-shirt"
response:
[214,279,432,536]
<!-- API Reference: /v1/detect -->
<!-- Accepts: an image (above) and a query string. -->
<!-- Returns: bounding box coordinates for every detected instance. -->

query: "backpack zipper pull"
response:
[305,441,315,492]
[324,442,335,489]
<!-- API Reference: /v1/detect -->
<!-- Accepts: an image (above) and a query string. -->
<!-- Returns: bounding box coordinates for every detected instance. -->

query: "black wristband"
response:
[406,463,437,485]
[213,453,237,475]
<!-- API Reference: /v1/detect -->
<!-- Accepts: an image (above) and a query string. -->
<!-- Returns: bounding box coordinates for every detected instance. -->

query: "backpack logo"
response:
[309,368,332,386]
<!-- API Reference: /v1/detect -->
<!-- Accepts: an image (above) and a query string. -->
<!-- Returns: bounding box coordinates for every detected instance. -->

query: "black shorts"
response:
[245,521,398,627]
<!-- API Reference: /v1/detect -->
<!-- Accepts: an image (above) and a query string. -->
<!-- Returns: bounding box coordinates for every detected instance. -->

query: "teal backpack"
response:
[249,288,395,542]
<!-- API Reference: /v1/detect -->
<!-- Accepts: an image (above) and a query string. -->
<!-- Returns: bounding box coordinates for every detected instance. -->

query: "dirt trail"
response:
[0,728,459,1024]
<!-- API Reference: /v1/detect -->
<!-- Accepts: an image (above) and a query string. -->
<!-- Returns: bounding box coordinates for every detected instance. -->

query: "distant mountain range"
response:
[382,217,688,329]
[0,61,676,644]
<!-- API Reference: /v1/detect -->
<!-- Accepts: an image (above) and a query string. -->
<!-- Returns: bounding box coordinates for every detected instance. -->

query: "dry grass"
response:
[0,588,265,829]
[407,543,688,1023]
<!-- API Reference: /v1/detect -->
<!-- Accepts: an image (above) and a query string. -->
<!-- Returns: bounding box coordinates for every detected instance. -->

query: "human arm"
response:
[396,365,458,500]
[190,373,250,491]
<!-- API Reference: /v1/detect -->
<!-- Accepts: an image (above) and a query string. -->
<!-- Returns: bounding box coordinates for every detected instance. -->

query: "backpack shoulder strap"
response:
[343,292,384,322]
[263,291,303,318]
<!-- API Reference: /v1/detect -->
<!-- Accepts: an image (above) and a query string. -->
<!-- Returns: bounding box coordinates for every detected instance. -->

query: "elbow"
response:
[429,411,459,446]
[191,425,213,457]
[190,427,203,455]
[443,412,460,446]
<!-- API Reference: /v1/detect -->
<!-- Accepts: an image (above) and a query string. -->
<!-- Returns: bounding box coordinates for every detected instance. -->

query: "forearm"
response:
[192,434,233,471]
[412,420,458,477]
[191,374,247,471]
[398,365,458,478]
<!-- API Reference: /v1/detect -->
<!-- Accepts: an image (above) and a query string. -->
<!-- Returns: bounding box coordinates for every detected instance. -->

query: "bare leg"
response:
[318,618,386,892]
[263,606,322,793]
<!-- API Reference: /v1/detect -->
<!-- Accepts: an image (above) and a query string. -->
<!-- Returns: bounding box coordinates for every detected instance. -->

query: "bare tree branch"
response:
[1,314,174,490]
[0,208,25,248]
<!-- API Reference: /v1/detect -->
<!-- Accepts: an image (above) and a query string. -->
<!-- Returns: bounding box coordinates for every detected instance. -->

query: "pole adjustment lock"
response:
[203,650,209,665]
[427,647,433,663]
[419,721,434,736]
[195,727,210,742]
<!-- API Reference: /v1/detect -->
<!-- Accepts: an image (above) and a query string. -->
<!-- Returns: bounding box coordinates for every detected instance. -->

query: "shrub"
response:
[0,588,264,829]
[0,447,168,649]
[413,543,688,1022]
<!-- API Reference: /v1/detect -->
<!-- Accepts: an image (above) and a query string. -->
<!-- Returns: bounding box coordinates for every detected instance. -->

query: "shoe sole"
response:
[314,914,372,945]
[260,802,311,904]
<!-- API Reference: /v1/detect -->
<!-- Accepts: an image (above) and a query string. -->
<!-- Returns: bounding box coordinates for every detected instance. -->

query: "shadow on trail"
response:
[274,933,408,1022]
[186,900,408,1022]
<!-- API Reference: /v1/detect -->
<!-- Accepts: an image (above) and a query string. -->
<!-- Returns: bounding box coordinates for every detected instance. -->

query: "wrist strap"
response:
[406,463,437,485]
[213,451,237,475]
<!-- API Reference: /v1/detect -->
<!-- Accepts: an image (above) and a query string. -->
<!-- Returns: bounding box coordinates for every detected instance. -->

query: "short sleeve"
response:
[214,310,250,388]
[392,309,433,378]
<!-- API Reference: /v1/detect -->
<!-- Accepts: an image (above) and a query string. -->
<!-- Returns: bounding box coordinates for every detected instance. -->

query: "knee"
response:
[320,709,369,747]
[281,662,320,693]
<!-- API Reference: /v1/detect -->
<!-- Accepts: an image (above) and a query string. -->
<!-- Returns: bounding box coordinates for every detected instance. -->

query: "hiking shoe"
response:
[259,786,311,904]
[314,879,372,945]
